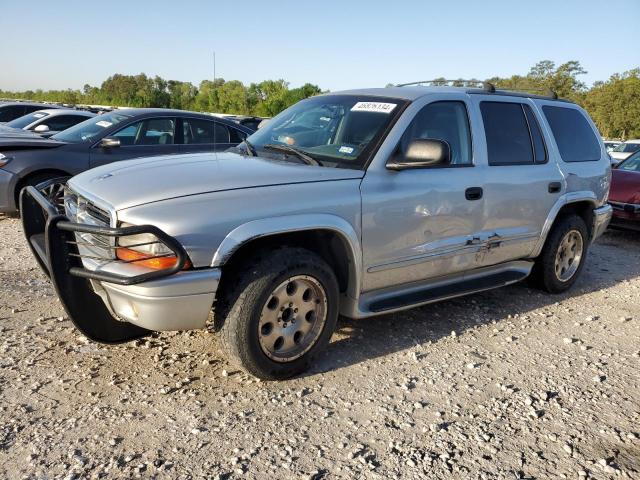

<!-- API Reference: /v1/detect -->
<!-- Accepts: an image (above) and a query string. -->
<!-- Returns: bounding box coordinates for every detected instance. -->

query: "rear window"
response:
[542,106,600,162]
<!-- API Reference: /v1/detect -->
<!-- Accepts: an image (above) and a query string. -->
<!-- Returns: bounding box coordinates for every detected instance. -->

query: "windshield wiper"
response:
[241,139,257,157]
[263,144,322,166]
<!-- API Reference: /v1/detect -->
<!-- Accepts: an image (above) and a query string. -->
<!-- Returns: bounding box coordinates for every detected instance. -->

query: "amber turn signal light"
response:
[116,248,191,270]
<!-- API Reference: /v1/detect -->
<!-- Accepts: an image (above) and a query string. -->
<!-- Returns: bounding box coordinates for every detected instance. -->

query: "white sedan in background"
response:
[0,109,95,138]
[603,139,621,152]
[610,140,640,165]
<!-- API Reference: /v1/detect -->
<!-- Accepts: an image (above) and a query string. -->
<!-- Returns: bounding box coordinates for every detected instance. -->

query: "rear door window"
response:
[182,118,233,144]
[480,102,534,165]
[523,105,547,163]
[542,106,600,162]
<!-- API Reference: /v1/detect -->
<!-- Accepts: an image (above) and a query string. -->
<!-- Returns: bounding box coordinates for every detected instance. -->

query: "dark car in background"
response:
[609,151,640,231]
[0,109,96,138]
[228,115,268,131]
[0,102,61,123]
[0,108,253,213]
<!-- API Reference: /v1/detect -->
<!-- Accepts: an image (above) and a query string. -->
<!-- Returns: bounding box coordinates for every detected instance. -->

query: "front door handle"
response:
[548,182,562,193]
[465,187,483,201]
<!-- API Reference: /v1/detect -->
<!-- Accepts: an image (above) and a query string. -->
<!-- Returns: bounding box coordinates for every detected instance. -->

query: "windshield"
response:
[52,112,131,143]
[243,95,407,169]
[613,142,640,153]
[6,111,49,129]
[618,152,640,172]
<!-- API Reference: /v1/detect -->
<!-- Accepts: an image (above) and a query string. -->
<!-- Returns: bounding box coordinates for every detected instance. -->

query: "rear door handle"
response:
[548,182,562,193]
[465,187,483,201]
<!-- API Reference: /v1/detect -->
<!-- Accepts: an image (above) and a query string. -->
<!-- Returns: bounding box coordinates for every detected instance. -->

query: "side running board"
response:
[369,269,529,313]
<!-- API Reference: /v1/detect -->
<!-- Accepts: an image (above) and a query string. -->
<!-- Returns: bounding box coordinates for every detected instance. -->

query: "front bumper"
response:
[0,168,18,213]
[93,268,219,331]
[592,204,613,241]
[20,184,219,342]
[609,201,640,231]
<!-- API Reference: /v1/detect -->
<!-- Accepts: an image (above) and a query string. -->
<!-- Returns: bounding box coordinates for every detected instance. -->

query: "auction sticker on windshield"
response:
[351,102,397,114]
[96,120,113,128]
[339,146,355,154]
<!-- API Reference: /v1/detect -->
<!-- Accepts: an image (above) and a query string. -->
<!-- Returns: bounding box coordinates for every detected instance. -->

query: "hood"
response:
[0,125,27,135]
[69,151,364,211]
[610,169,640,204]
[0,134,66,149]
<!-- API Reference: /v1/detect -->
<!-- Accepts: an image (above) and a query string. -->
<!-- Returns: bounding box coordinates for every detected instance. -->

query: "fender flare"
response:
[531,191,598,257]
[211,214,362,300]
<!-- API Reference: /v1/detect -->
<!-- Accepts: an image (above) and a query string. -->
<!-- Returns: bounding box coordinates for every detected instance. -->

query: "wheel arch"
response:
[212,214,362,300]
[532,192,598,257]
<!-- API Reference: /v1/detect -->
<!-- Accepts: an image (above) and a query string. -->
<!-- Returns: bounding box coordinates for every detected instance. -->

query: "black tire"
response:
[530,214,589,293]
[218,247,339,380]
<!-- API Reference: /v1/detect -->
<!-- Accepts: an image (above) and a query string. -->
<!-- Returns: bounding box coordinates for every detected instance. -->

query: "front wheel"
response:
[531,214,589,293]
[218,247,339,380]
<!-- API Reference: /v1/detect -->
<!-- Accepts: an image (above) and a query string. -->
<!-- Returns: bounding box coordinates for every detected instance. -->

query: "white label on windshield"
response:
[96,120,112,128]
[33,113,46,118]
[351,102,397,114]
[339,146,354,154]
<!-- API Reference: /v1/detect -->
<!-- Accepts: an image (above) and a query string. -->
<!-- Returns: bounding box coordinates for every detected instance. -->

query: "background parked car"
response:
[0,101,61,123]
[0,108,253,213]
[603,139,621,152]
[609,139,640,164]
[608,150,640,231]
[0,109,96,138]
[227,115,267,131]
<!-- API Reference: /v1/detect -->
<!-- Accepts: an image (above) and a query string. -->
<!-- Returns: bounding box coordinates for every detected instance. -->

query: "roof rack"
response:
[396,79,494,91]
[395,80,560,100]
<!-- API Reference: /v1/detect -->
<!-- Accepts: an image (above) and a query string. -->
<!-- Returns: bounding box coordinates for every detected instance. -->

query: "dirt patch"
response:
[0,216,638,479]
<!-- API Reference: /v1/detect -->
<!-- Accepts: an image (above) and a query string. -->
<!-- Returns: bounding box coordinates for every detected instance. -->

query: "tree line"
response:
[1,60,638,138]
[0,75,323,118]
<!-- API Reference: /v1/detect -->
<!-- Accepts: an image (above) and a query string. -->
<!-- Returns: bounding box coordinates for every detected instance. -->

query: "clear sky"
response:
[1,0,638,92]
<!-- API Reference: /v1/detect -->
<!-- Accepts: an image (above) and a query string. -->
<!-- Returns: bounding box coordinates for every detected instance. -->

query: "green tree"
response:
[584,69,640,139]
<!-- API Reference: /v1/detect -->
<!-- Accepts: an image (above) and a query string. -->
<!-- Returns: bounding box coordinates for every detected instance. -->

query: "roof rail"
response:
[396,79,495,92]
[395,80,560,100]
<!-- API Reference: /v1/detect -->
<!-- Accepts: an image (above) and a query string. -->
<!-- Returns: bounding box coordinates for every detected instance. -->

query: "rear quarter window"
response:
[542,106,601,162]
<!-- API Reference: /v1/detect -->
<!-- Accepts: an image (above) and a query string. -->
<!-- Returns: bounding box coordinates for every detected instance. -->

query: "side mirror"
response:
[387,139,451,170]
[99,137,121,149]
[33,124,50,133]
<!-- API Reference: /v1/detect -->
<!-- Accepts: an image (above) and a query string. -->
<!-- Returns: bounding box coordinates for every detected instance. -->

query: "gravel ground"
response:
[0,215,638,480]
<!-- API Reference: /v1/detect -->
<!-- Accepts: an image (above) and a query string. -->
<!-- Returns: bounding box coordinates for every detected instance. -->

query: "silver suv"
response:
[22,83,613,380]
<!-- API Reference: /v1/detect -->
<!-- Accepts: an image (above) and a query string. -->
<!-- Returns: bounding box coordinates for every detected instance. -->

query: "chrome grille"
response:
[64,189,115,260]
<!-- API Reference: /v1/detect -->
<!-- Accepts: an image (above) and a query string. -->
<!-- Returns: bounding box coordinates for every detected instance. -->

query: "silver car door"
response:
[469,96,564,267]
[360,95,486,293]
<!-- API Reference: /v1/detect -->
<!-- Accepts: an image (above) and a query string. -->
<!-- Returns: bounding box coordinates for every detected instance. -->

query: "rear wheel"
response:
[218,247,339,380]
[531,214,589,293]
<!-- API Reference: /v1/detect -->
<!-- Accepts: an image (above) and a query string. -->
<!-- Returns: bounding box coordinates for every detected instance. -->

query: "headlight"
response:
[0,153,12,168]
[116,223,191,270]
